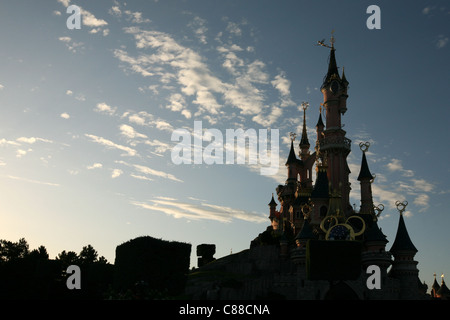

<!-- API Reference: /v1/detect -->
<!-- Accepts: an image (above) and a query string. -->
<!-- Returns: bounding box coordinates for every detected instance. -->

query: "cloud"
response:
[108,4,150,23]
[436,35,448,49]
[7,175,60,187]
[188,16,208,44]
[0,138,20,146]
[60,112,70,119]
[16,137,53,144]
[16,149,30,158]
[58,36,84,53]
[81,9,108,28]
[133,164,182,182]
[119,124,147,139]
[85,134,137,156]
[111,169,123,178]
[130,174,153,181]
[124,10,150,24]
[57,0,71,7]
[87,163,102,169]
[58,0,109,35]
[271,73,291,96]
[226,21,242,36]
[411,178,434,193]
[115,160,182,182]
[94,102,116,115]
[144,139,170,154]
[114,26,288,126]
[386,158,414,177]
[0,84,4,90]
[422,6,433,14]
[131,196,266,223]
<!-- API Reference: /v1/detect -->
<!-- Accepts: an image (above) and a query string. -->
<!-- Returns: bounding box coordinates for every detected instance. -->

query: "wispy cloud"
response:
[436,35,448,49]
[87,163,103,170]
[85,134,137,157]
[7,175,60,187]
[386,158,414,177]
[16,137,53,144]
[131,196,266,223]
[58,0,109,36]
[58,36,84,53]
[114,24,291,127]
[116,160,182,183]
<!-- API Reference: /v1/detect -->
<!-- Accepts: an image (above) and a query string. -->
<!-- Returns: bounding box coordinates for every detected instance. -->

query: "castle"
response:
[185,36,432,300]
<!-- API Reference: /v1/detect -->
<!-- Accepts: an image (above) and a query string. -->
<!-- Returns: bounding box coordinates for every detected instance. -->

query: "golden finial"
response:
[359,141,370,153]
[374,203,385,219]
[395,200,408,215]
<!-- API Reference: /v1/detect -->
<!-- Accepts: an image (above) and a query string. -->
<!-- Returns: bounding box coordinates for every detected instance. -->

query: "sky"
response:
[0,0,448,290]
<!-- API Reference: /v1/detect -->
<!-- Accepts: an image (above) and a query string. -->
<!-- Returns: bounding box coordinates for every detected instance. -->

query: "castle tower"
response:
[388,202,422,299]
[436,275,450,299]
[299,102,311,161]
[357,142,375,216]
[431,273,441,298]
[318,36,352,215]
[268,193,280,231]
[285,137,300,187]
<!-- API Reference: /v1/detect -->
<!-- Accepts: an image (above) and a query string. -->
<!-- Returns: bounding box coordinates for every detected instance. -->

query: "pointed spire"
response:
[357,151,374,181]
[437,274,450,298]
[322,47,340,88]
[299,103,310,149]
[285,140,298,165]
[268,193,277,207]
[390,205,417,254]
[316,109,325,129]
[432,273,441,293]
[341,67,349,85]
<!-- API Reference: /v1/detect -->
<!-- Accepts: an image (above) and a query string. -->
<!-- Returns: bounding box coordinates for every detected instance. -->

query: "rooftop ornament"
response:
[395,200,408,215]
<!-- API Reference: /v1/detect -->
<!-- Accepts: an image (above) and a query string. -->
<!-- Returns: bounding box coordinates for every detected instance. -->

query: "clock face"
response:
[330,80,339,94]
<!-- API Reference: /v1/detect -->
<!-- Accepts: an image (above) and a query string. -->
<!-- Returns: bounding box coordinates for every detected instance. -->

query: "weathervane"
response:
[316,30,336,49]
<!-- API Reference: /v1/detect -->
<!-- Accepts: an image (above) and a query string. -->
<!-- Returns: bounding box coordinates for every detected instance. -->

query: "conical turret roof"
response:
[390,213,417,253]
[357,152,374,181]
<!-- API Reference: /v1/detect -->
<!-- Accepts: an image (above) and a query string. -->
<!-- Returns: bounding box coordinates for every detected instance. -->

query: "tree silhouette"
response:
[56,250,79,269]
[28,245,49,260]
[79,244,98,264]
[0,238,30,262]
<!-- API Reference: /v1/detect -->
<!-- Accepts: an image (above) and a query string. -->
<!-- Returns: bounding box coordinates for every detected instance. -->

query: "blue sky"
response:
[0,0,448,289]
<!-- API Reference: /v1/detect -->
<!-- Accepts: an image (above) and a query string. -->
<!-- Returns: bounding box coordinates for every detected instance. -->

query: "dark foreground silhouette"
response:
[0,236,191,300]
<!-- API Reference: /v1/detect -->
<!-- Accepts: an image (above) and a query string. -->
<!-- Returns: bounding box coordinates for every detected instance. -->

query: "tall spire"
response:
[300,102,310,147]
[285,139,297,165]
[357,145,374,181]
[390,201,417,254]
[299,102,310,160]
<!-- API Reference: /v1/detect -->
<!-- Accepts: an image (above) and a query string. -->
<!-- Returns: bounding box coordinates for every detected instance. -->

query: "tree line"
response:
[0,237,113,299]
[0,236,192,299]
